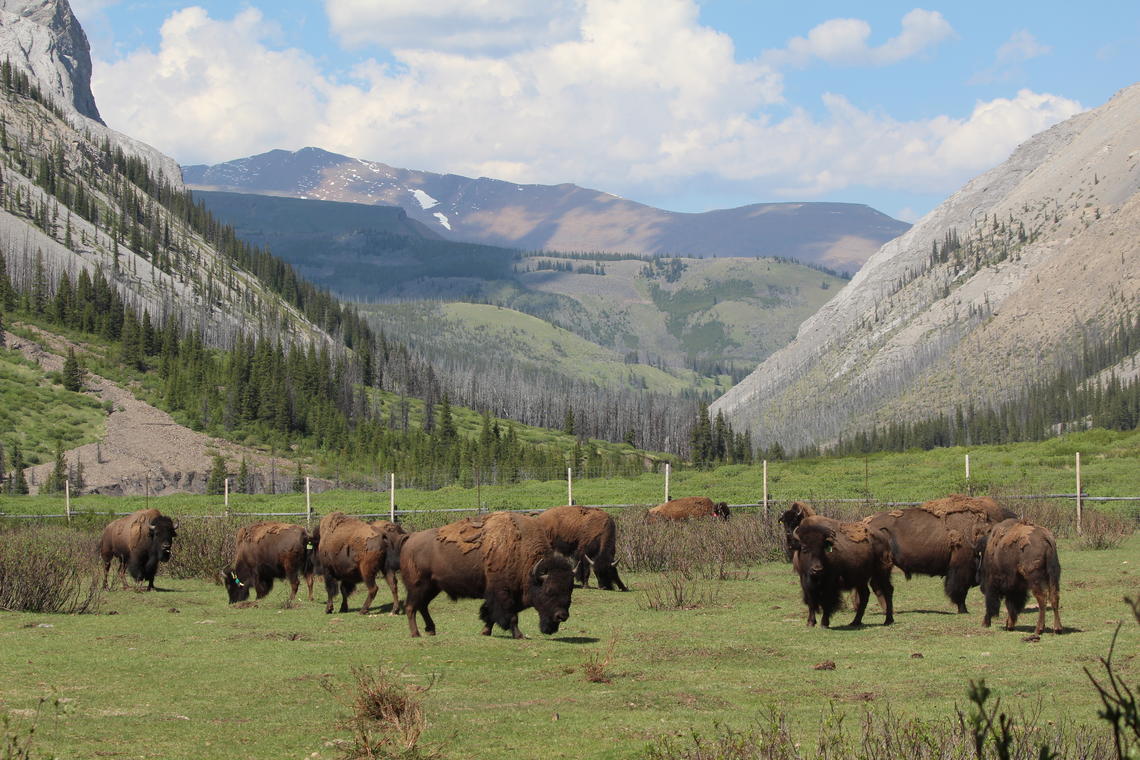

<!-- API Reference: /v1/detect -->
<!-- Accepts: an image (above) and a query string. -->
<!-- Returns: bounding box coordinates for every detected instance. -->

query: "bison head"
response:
[791,521,836,585]
[148,517,177,563]
[779,502,814,561]
[714,502,731,520]
[529,554,574,635]
[221,565,250,603]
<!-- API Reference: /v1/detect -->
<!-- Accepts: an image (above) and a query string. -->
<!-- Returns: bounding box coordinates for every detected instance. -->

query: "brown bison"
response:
[311,512,406,615]
[792,515,894,627]
[536,505,628,591]
[976,519,1062,634]
[400,511,574,638]
[779,501,817,561]
[99,509,178,590]
[647,496,730,522]
[222,522,314,604]
[866,494,1017,613]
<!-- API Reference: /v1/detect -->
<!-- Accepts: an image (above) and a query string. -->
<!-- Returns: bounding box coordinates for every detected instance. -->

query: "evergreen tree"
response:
[237,456,252,494]
[62,347,84,391]
[43,440,67,494]
[689,404,713,468]
[0,309,5,348]
[563,406,575,436]
[9,443,28,494]
[205,454,228,496]
[437,393,456,444]
[292,461,306,493]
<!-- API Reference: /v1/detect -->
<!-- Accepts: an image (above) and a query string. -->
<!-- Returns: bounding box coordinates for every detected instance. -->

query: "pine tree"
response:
[62,347,84,391]
[237,456,252,494]
[43,440,68,494]
[205,454,228,496]
[10,443,28,494]
[292,461,306,493]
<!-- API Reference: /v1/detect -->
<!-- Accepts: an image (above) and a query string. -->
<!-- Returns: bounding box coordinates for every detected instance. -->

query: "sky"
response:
[71,1,1140,222]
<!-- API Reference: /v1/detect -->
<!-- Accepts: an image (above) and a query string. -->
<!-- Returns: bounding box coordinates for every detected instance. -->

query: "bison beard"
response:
[977,519,1062,635]
[99,509,178,591]
[400,512,574,638]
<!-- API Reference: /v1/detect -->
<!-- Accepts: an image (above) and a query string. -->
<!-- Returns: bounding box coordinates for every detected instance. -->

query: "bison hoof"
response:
[883,617,895,626]
[480,626,492,636]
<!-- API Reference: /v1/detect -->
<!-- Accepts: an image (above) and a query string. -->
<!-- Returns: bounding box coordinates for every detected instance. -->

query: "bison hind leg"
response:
[1004,587,1028,631]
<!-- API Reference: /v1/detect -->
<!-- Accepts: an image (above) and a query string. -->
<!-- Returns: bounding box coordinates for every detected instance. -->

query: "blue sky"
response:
[72,1,1140,222]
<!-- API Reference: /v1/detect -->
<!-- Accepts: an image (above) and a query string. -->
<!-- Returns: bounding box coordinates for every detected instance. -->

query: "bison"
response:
[779,501,816,561]
[791,515,894,627]
[646,496,730,522]
[221,522,314,604]
[865,494,1016,613]
[400,511,574,638]
[976,518,1062,634]
[99,508,178,591]
[536,505,628,591]
[311,512,406,615]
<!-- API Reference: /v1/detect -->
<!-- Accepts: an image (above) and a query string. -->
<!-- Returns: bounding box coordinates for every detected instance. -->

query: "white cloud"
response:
[765,9,953,67]
[90,1,1082,211]
[997,30,1051,64]
[323,0,583,54]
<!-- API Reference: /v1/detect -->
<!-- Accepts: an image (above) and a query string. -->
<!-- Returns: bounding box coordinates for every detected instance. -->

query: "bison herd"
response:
[96,493,1062,638]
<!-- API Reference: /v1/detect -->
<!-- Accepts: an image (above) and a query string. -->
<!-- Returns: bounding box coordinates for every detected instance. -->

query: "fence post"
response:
[664,463,670,503]
[567,467,573,506]
[1075,452,1082,536]
[224,477,229,515]
[305,476,312,530]
[65,479,71,525]
[390,473,395,522]
[762,459,768,519]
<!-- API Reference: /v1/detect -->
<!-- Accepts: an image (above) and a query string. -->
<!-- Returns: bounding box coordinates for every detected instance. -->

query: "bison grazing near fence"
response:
[400,511,574,638]
[977,518,1062,634]
[647,496,730,522]
[866,494,1017,613]
[311,512,406,615]
[791,515,894,627]
[222,522,313,604]
[99,508,178,591]
[779,501,817,561]
[536,505,628,591]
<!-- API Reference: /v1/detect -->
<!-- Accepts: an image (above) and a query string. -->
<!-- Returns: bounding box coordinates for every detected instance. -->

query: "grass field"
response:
[1,527,1135,759]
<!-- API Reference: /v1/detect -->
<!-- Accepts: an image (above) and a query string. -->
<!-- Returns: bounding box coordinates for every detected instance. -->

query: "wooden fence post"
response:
[390,473,395,522]
[1075,452,1082,536]
[762,459,768,519]
[305,477,312,530]
[65,479,71,525]
[567,467,573,506]
[664,463,670,503]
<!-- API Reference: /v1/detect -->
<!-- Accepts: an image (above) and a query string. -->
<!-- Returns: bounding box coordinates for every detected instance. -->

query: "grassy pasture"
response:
[0,522,1136,760]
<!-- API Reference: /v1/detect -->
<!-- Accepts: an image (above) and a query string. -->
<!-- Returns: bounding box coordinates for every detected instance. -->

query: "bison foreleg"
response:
[383,570,401,615]
[849,584,870,627]
[359,577,379,615]
[323,575,339,614]
[340,580,355,613]
[870,573,894,625]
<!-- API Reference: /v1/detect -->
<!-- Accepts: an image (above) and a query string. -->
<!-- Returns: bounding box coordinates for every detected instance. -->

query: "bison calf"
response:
[792,515,894,627]
[222,522,313,605]
[99,508,178,591]
[977,519,1062,635]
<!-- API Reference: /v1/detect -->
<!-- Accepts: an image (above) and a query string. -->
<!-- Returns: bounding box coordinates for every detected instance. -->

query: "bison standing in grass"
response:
[400,511,574,638]
[536,505,628,591]
[792,515,894,627]
[221,522,313,604]
[646,496,730,522]
[866,494,1016,613]
[977,518,1062,634]
[99,508,178,590]
[311,512,406,615]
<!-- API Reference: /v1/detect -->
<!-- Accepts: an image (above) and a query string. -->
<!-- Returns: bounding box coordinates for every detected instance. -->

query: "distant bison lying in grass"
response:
[976,518,1062,635]
[792,515,894,627]
[647,496,730,522]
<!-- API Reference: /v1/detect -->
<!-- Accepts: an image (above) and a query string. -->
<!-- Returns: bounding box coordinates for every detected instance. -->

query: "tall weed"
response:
[0,523,102,613]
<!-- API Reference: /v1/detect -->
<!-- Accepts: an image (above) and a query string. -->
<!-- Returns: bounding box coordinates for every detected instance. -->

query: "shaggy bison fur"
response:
[222,522,313,604]
[977,518,1062,634]
[792,515,894,627]
[99,508,177,590]
[400,511,574,638]
[536,505,628,591]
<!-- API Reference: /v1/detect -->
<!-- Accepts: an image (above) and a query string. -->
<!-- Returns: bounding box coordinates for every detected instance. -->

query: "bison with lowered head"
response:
[99,508,178,590]
[222,522,314,604]
[865,494,1016,614]
[646,496,730,522]
[792,515,894,627]
[400,511,574,638]
[536,505,628,591]
[976,518,1062,634]
[311,512,407,615]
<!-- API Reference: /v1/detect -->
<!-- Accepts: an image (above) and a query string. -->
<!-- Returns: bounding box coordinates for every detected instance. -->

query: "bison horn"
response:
[531,561,547,584]
[611,558,620,568]
[583,554,595,566]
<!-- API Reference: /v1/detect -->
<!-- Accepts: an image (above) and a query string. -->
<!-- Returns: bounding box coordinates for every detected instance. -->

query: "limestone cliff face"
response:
[712,83,1140,451]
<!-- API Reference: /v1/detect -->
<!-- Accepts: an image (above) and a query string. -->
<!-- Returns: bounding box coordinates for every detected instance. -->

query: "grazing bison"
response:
[976,519,1062,634]
[400,511,574,638]
[222,522,314,604]
[792,515,895,627]
[866,494,1017,613]
[647,496,730,522]
[536,505,628,591]
[311,512,406,615]
[99,508,178,590]
[779,501,817,561]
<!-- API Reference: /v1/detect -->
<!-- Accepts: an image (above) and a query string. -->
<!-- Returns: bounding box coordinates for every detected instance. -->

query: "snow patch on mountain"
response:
[411,189,439,209]
[433,211,451,230]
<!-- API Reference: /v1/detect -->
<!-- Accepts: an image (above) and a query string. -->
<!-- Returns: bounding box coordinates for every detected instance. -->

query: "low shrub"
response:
[616,509,783,575]
[321,665,439,760]
[0,523,102,613]
[164,515,247,582]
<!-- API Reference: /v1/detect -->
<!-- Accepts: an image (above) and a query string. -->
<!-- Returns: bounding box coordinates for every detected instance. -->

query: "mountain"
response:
[711,84,1140,452]
[183,147,909,271]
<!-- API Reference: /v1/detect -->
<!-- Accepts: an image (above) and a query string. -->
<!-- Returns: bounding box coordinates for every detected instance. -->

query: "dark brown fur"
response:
[866,494,1016,613]
[536,506,628,591]
[779,501,816,562]
[977,519,1062,634]
[221,522,313,604]
[311,512,405,615]
[646,496,730,522]
[791,515,894,627]
[99,509,177,591]
[400,511,574,638]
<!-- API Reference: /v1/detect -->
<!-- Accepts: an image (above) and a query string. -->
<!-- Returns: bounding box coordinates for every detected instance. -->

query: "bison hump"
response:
[838,521,870,543]
[436,515,490,554]
[996,521,1038,551]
